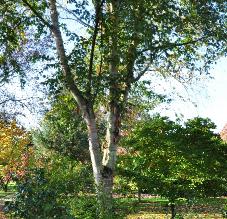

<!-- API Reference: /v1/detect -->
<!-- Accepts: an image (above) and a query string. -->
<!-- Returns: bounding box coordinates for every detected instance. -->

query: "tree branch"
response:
[133,63,151,82]
[0,97,28,106]
[58,5,94,29]
[87,0,105,97]
[21,0,53,29]
[142,36,208,54]
[132,36,208,82]
[122,4,145,104]
[48,0,89,115]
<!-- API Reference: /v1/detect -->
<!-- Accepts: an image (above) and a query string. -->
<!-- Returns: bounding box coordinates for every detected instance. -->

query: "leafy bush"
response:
[33,93,90,163]
[223,205,227,218]
[5,154,96,219]
[114,175,137,197]
[69,196,98,219]
[5,168,73,219]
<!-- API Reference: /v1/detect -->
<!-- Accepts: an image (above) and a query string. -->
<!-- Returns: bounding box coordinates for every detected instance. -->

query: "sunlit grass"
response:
[115,196,227,219]
[126,213,223,219]
[0,182,17,203]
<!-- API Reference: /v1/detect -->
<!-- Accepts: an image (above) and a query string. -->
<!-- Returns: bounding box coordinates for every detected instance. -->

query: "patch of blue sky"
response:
[151,57,227,132]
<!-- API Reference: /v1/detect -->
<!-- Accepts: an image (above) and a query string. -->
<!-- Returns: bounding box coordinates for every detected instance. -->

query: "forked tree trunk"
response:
[84,100,121,219]
[85,115,114,218]
[85,115,103,185]
[49,0,119,217]
[92,0,121,216]
[102,104,120,216]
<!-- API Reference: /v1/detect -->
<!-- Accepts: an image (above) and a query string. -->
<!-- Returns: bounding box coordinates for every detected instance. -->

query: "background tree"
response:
[182,118,227,198]
[119,116,227,218]
[33,91,90,163]
[1,0,226,216]
[0,119,32,191]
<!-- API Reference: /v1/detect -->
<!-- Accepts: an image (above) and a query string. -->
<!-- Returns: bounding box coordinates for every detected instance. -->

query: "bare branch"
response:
[58,5,94,29]
[0,97,31,106]
[133,63,151,82]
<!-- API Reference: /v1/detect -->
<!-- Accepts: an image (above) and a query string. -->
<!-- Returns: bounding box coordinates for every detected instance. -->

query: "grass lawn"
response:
[126,213,223,218]
[0,188,226,218]
[0,191,15,199]
[115,196,227,218]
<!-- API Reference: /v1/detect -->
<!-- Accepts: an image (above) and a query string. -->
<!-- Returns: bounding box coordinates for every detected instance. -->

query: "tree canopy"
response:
[33,92,90,162]
[119,116,227,201]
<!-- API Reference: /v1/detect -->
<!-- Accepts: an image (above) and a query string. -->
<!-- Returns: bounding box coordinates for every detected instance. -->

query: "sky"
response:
[152,57,227,132]
[199,57,227,131]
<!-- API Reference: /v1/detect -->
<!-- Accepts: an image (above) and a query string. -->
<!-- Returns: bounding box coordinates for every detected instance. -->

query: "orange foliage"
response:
[220,123,227,142]
[0,120,33,183]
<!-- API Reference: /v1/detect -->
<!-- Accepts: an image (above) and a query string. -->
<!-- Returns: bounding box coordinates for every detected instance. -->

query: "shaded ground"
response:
[126,213,223,219]
[116,196,227,219]
[0,192,226,218]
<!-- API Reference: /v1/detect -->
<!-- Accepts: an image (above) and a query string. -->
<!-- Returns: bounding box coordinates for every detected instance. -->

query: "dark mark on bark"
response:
[102,166,113,178]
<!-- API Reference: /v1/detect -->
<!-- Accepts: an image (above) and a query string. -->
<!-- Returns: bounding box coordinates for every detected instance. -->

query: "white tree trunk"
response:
[49,0,117,217]
[86,113,116,218]
[85,115,103,185]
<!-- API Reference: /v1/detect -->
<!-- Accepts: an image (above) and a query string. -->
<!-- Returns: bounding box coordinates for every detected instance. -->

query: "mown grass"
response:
[115,196,227,218]
[1,186,226,218]
[126,213,223,219]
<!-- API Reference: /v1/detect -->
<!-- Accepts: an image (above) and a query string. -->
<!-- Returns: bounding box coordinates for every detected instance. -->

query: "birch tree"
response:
[1,0,226,217]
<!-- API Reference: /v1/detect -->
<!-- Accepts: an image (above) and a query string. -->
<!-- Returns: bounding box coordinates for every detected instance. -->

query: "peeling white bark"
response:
[86,116,103,184]
[49,0,103,186]
[103,110,118,169]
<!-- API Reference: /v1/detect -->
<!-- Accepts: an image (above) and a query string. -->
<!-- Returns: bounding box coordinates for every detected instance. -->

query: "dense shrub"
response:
[5,168,73,219]
[5,154,96,219]
[69,196,97,219]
